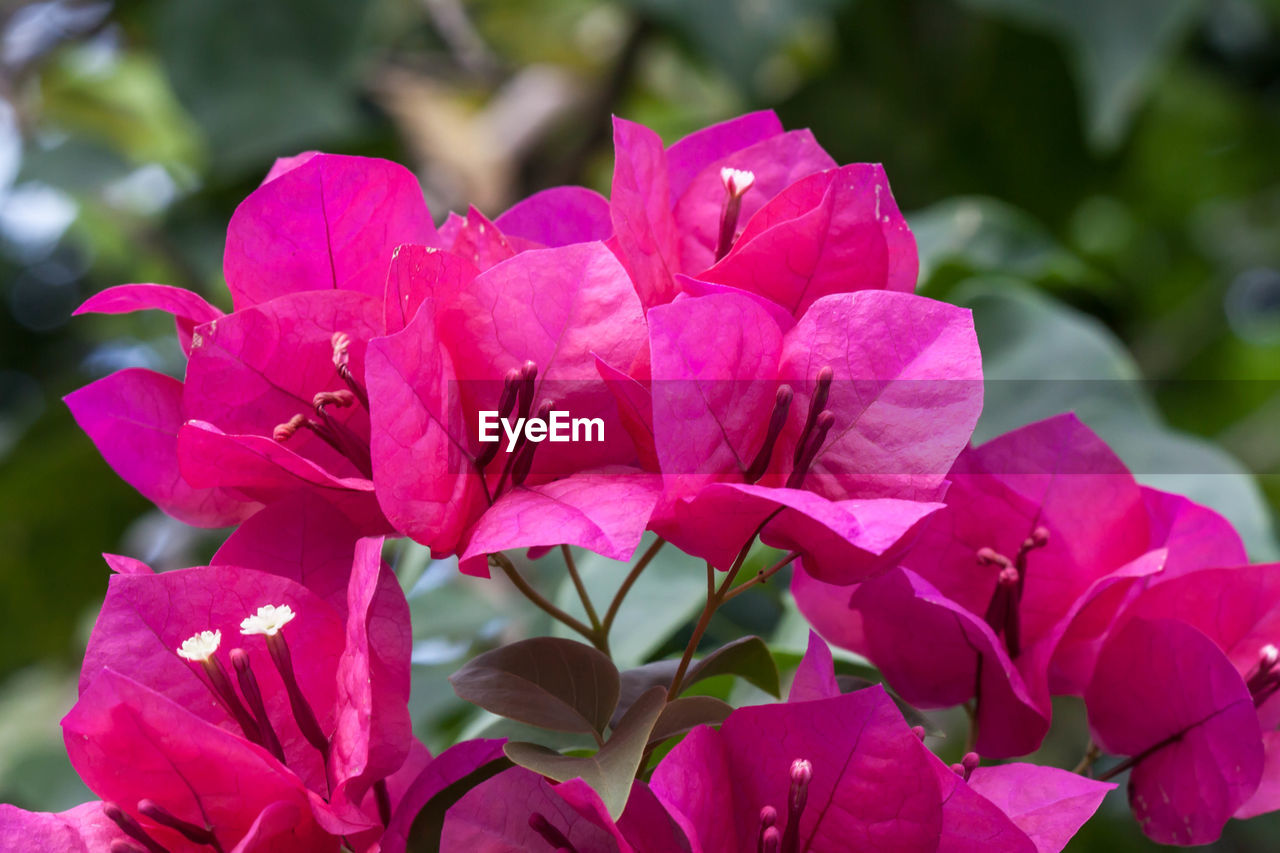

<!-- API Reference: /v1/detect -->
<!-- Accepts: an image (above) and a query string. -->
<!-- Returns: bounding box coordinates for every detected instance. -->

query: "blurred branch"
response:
[420,0,499,80]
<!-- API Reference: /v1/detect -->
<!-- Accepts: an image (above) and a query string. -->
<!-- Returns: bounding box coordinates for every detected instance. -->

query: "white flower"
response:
[240,604,297,637]
[176,629,221,661]
[719,167,756,197]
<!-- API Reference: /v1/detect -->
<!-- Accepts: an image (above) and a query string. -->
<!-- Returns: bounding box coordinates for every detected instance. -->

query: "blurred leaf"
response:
[39,50,204,173]
[0,667,90,810]
[957,0,1205,149]
[449,637,620,736]
[551,537,706,668]
[504,686,666,819]
[910,197,1096,293]
[151,0,372,176]
[623,0,845,86]
[960,278,1279,559]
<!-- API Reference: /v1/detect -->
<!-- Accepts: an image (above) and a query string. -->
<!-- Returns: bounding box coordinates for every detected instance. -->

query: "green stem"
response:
[721,550,799,603]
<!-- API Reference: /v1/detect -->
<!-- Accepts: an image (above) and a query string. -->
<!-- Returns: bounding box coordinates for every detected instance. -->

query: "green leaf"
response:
[449,637,620,736]
[504,687,666,820]
[957,0,1205,149]
[551,537,706,668]
[960,278,1279,560]
[649,696,733,744]
[611,636,780,726]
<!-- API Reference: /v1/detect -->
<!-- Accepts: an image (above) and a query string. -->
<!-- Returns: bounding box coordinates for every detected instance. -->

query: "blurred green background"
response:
[1,0,1279,847]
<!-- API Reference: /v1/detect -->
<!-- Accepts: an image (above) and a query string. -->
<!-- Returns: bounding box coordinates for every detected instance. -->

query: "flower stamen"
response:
[175,631,262,746]
[331,332,369,409]
[103,803,169,853]
[716,167,756,261]
[229,648,285,763]
[137,800,224,852]
[242,607,329,761]
[745,386,793,483]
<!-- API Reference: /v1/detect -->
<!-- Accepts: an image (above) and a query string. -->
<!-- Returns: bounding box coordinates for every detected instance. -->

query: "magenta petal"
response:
[447,206,520,271]
[75,282,224,354]
[926,754,1035,853]
[177,421,382,536]
[672,130,836,274]
[80,565,346,792]
[457,469,661,577]
[788,630,841,702]
[366,299,482,554]
[379,739,507,853]
[610,117,682,308]
[595,355,657,471]
[184,290,382,476]
[664,481,940,579]
[652,685,941,853]
[664,109,784,201]
[778,291,982,501]
[212,492,362,616]
[0,802,127,851]
[1142,486,1247,580]
[224,153,438,309]
[675,273,797,332]
[1048,549,1168,696]
[103,553,153,575]
[900,413,1148,644]
[383,244,479,335]
[64,670,331,853]
[702,165,917,315]
[1085,617,1263,845]
[965,764,1113,853]
[850,567,1049,757]
[791,568,867,654]
[648,292,783,490]
[441,767,627,852]
[435,241,647,476]
[331,537,412,806]
[65,368,258,527]
[611,780,694,852]
[494,186,613,247]
[261,151,320,184]
[1236,730,1280,819]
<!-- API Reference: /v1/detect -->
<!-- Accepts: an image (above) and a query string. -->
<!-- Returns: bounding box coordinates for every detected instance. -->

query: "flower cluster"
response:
[5,111,1273,851]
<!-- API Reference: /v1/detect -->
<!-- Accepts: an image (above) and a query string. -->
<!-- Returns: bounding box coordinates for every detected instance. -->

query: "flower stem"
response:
[601,537,665,637]
[491,552,603,650]
[722,550,799,602]
[562,545,602,633]
[667,561,721,701]
[1072,740,1100,776]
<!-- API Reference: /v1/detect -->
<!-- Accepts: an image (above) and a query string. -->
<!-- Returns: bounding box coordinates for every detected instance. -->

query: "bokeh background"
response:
[2,0,1279,848]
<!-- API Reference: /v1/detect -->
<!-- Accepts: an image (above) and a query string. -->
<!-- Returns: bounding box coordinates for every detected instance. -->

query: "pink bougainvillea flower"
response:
[367,240,660,575]
[74,517,412,847]
[791,413,1211,757]
[68,153,442,531]
[639,286,980,583]
[609,111,914,312]
[0,802,129,852]
[788,631,1111,853]
[650,675,944,852]
[1083,563,1280,844]
[439,767,690,853]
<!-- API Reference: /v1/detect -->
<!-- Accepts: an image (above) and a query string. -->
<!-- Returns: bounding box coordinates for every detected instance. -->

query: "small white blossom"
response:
[176,629,221,661]
[719,167,756,198]
[240,604,297,637]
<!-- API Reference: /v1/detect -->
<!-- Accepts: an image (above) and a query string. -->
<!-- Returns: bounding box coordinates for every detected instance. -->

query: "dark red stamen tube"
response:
[111,841,148,853]
[781,759,813,853]
[264,633,330,758]
[785,410,834,490]
[757,805,778,853]
[193,656,261,746]
[103,804,170,853]
[512,401,555,486]
[517,361,538,422]
[229,648,285,763]
[476,368,522,471]
[137,800,224,852]
[792,367,834,467]
[745,385,793,483]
